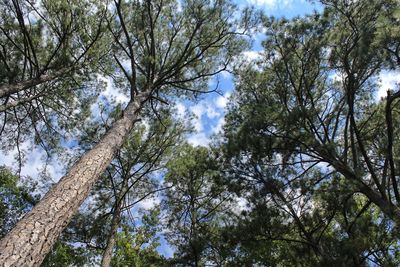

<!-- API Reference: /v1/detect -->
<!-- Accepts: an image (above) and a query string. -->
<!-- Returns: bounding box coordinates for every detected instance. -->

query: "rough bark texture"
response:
[0,89,151,267]
[100,176,129,267]
[0,68,69,99]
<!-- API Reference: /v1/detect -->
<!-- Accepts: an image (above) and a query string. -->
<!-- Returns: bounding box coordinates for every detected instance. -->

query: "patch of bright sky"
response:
[246,0,320,17]
[329,69,400,101]
[377,70,400,100]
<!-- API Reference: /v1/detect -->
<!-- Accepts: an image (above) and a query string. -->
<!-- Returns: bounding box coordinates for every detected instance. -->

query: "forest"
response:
[0,0,400,266]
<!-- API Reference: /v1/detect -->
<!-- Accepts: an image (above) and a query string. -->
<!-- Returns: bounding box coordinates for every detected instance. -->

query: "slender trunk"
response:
[0,89,151,267]
[0,68,69,99]
[100,175,130,267]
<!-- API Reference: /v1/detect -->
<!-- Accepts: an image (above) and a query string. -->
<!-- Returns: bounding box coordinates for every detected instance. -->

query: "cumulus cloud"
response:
[175,102,186,118]
[137,196,161,210]
[100,76,130,105]
[0,141,64,181]
[216,92,231,109]
[189,98,223,132]
[220,70,233,79]
[187,132,211,147]
[231,196,250,215]
[242,50,263,61]
[211,116,226,135]
[185,91,232,146]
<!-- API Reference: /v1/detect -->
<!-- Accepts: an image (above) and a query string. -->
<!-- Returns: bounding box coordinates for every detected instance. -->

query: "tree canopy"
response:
[1,0,400,266]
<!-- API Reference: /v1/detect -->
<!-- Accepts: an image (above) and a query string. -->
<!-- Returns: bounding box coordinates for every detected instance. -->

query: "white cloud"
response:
[0,140,66,197]
[190,104,205,132]
[247,0,295,9]
[329,70,400,102]
[220,70,232,79]
[187,132,210,147]
[216,92,231,109]
[190,103,204,118]
[211,117,226,135]
[238,50,265,71]
[100,76,130,105]
[137,196,161,210]
[185,90,232,146]
[242,50,263,62]
[377,70,400,100]
[231,197,250,215]
[189,100,223,132]
[329,70,344,83]
[175,102,186,118]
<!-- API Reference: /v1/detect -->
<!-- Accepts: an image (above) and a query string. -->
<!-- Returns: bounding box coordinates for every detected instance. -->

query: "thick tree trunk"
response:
[0,68,69,99]
[100,175,130,267]
[0,89,151,267]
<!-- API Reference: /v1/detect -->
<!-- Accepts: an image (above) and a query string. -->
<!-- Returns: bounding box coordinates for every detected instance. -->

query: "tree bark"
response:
[0,68,70,99]
[100,174,130,267]
[0,89,151,267]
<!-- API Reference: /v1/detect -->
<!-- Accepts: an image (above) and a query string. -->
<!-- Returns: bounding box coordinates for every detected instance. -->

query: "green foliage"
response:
[105,0,249,100]
[47,108,189,264]
[221,0,400,265]
[111,209,166,267]
[0,167,38,238]
[42,241,89,267]
[3,0,400,266]
[0,0,108,157]
[164,144,230,265]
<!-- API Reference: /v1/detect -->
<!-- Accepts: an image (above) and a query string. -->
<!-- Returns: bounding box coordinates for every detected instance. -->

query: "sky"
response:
[1,0,400,260]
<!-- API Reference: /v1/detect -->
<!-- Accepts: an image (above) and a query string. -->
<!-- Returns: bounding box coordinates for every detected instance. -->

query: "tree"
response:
[0,0,104,98]
[0,0,248,265]
[111,209,167,267]
[0,167,38,238]
[164,144,230,266]
[220,0,400,264]
[0,0,107,159]
[41,241,89,267]
[219,170,400,265]
[99,110,187,267]
[29,106,187,266]
[225,0,400,225]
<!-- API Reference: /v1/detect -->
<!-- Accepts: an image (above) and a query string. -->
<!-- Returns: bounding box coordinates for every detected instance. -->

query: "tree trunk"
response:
[0,89,151,267]
[100,174,130,267]
[0,68,69,99]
